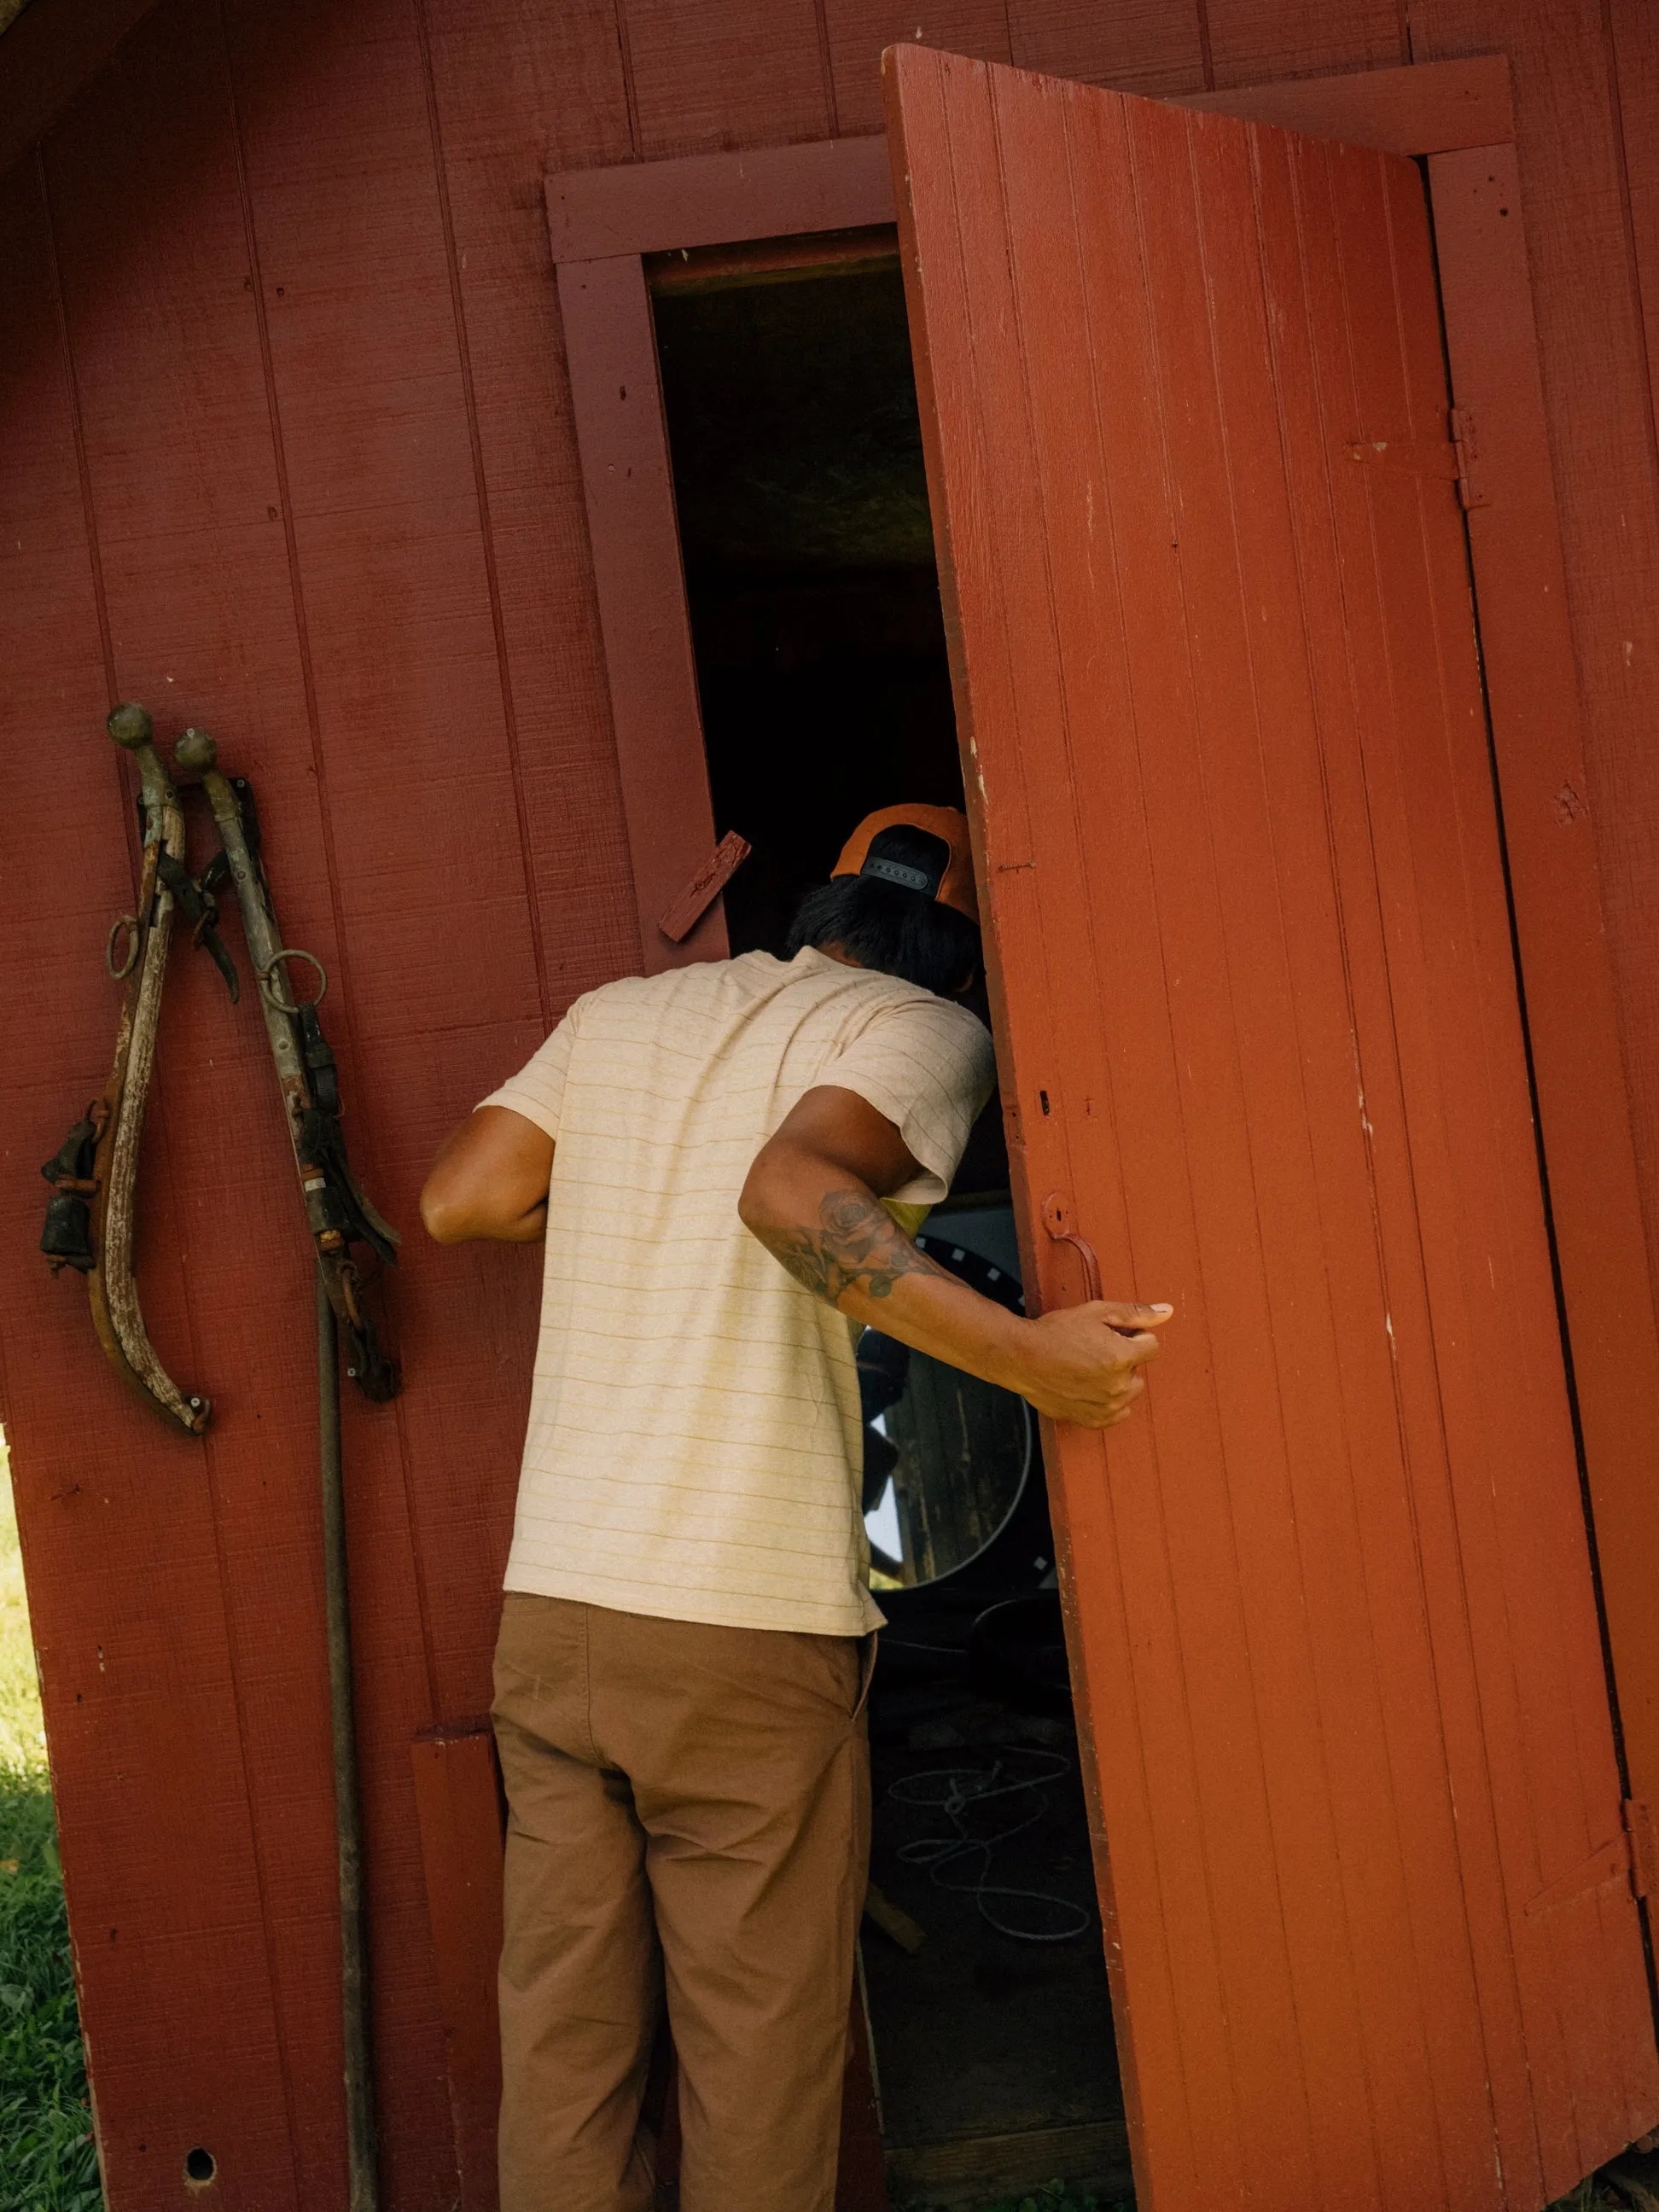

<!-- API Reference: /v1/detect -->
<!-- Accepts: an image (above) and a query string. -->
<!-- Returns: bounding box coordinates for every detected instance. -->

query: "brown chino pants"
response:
[491,1593,873,2212]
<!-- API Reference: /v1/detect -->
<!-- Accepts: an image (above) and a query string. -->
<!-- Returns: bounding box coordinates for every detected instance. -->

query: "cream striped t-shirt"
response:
[480,946,996,1637]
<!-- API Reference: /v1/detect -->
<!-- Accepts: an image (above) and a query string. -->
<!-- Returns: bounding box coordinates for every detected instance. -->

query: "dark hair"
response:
[786,824,981,997]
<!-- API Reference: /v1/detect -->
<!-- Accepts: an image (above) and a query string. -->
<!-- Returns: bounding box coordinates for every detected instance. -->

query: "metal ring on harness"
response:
[258,946,329,1015]
[106,915,141,981]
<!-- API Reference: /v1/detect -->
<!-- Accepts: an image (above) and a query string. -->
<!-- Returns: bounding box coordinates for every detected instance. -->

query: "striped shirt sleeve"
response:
[823,997,996,1200]
[478,1002,581,1142]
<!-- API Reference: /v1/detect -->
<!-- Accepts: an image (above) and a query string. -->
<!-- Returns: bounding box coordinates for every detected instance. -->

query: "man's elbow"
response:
[737,1150,784,1237]
[420,1178,474,1244]
[740,1137,823,1238]
[736,1170,766,1238]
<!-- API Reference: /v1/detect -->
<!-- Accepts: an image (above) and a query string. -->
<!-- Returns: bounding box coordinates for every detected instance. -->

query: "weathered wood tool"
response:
[172,725,390,2209]
[174,725,401,1402]
[38,704,215,1435]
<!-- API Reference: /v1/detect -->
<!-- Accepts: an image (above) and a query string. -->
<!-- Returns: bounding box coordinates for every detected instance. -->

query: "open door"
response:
[885,45,1659,2212]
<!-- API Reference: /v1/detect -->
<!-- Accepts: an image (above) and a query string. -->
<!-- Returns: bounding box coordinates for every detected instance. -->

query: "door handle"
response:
[1041,1190,1102,1303]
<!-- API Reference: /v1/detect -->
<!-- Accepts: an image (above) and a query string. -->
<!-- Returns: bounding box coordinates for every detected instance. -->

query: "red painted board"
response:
[659,829,753,943]
[548,133,896,260]
[410,1723,504,2212]
[1610,0,1659,469]
[32,3,392,2199]
[823,3,1011,135]
[1004,0,1206,96]
[618,0,831,160]
[1179,52,1514,152]
[1430,137,1659,1953]
[1410,0,1659,1322]
[420,0,645,1024]
[1,119,309,2212]
[887,45,1659,2209]
[557,251,727,975]
[1202,0,1402,88]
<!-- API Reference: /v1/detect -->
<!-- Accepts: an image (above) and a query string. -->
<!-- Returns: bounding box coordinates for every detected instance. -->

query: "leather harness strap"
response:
[40,703,401,1429]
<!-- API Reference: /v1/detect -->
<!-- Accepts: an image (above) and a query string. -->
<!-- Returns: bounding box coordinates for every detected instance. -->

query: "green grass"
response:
[0,1441,102,2212]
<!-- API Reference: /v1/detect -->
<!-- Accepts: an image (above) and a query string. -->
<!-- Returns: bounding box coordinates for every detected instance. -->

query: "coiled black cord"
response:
[888,1748,1091,1942]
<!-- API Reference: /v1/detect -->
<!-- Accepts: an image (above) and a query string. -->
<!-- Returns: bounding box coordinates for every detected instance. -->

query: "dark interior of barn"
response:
[652,236,1130,2197]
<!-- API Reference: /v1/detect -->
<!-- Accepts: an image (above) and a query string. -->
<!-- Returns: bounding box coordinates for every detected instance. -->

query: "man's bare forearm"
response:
[747,1182,1030,1391]
[740,1105,1168,1429]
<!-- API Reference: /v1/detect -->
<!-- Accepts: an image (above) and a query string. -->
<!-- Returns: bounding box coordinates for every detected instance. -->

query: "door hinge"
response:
[1449,406,1487,512]
[1522,1806,1654,1918]
[1342,416,1487,513]
[1625,1798,1656,1900]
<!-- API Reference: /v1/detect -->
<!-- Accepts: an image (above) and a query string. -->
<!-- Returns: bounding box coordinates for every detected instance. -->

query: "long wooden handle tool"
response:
[174,725,400,1401]
[38,703,212,1435]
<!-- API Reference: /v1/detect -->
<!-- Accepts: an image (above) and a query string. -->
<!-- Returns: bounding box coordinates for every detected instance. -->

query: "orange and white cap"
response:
[831,804,980,929]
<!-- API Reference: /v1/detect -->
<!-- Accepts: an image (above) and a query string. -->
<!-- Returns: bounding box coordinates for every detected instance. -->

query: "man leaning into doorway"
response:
[420,804,1169,2212]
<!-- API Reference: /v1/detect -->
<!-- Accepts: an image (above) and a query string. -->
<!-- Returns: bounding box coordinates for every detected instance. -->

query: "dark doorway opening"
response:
[651,235,1132,2206]
[649,231,962,963]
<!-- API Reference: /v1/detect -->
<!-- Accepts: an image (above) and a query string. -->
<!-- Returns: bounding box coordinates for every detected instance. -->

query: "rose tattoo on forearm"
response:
[753,1189,957,1303]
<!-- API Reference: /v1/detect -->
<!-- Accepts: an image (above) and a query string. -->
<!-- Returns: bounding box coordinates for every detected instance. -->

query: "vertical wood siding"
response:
[1411,0,1659,1308]
[1005,1,1207,95]
[826,4,1011,135]
[1202,0,1403,86]
[1610,0,1659,453]
[1,0,1656,2204]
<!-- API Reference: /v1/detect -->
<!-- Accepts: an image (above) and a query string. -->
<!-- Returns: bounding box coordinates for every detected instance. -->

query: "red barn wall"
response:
[0,2,1656,2205]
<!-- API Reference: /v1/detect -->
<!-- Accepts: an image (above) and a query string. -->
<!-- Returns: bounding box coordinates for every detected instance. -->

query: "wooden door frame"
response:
[547,134,899,976]
[547,29,1659,1955]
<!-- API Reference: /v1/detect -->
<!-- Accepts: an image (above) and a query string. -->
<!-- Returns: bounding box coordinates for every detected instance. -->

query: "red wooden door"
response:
[885,46,1659,2212]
